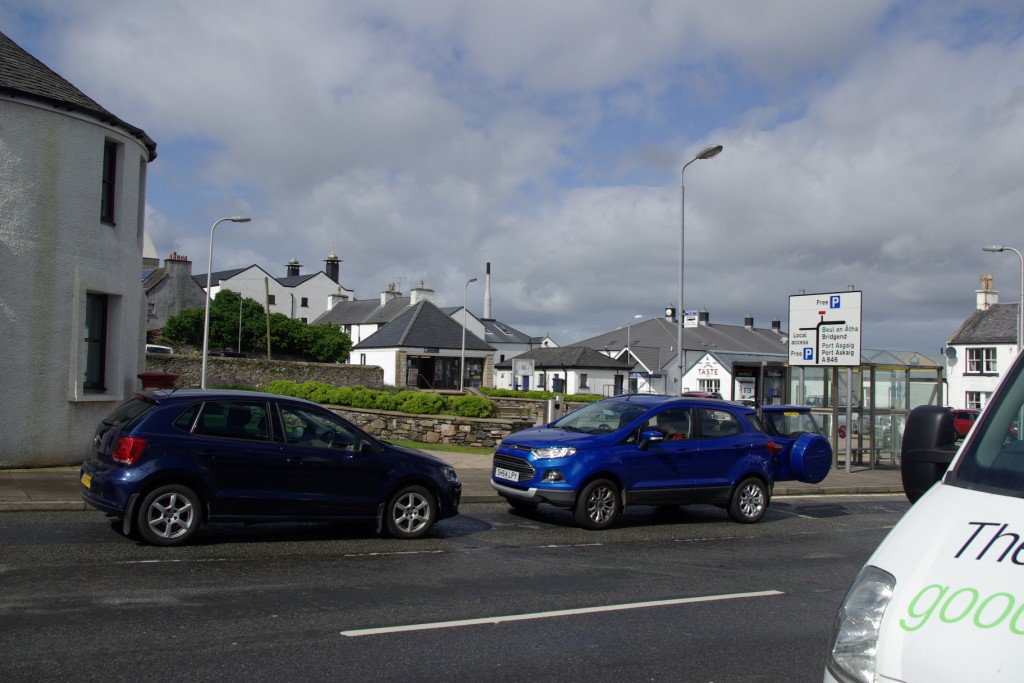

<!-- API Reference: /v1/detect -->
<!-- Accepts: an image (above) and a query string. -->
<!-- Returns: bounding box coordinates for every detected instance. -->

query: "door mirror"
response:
[900,405,958,503]
[638,428,664,451]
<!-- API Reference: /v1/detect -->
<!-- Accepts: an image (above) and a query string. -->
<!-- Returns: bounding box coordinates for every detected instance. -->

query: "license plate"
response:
[494,467,519,482]
[80,472,92,489]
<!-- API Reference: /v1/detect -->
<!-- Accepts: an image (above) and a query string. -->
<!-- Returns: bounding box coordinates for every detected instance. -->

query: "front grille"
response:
[492,453,536,481]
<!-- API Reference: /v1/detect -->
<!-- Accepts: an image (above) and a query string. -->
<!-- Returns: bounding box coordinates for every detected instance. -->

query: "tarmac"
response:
[0,451,906,512]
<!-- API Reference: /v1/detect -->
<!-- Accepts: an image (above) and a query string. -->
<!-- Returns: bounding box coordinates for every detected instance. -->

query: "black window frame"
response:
[84,292,108,392]
[101,140,117,225]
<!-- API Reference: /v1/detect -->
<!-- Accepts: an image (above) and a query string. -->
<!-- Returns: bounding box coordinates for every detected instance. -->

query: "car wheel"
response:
[385,485,436,539]
[137,484,201,546]
[574,479,621,530]
[728,477,768,524]
[506,498,539,513]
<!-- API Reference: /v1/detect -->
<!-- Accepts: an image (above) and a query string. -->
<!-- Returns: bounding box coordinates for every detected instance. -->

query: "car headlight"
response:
[827,565,895,683]
[441,466,459,482]
[531,446,576,459]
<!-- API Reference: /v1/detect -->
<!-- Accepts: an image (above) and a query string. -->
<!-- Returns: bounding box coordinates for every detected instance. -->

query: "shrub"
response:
[446,395,496,418]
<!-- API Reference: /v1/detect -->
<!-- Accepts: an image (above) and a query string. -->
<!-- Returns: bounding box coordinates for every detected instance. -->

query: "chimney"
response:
[164,252,192,277]
[698,309,710,326]
[744,314,754,330]
[381,282,401,306]
[410,280,434,305]
[324,250,341,283]
[484,262,492,319]
[285,257,301,277]
[978,274,999,310]
[771,318,782,333]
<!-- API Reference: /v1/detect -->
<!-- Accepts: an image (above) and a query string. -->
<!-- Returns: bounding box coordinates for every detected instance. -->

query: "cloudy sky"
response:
[5,1,1024,353]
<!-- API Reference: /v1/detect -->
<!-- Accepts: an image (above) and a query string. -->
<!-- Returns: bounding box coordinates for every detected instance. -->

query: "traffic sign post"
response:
[789,291,863,473]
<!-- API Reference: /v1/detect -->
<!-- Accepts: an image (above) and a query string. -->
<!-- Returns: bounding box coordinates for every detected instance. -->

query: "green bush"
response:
[478,387,603,403]
[446,395,496,418]
[254,380,506,417]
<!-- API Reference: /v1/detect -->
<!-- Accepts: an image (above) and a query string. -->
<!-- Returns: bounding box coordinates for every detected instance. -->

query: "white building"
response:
[0,31,157,466]
[945,275,1019,411]
[198,251,353,323]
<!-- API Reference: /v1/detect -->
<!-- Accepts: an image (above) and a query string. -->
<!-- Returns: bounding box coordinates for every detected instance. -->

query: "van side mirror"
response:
[900,405,958,503]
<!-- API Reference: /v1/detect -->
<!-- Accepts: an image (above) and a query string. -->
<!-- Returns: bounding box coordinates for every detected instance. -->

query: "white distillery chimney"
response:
[484,262,492,319]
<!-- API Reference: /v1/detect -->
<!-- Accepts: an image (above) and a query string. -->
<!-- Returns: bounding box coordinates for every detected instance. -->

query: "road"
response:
[0,495,909,682]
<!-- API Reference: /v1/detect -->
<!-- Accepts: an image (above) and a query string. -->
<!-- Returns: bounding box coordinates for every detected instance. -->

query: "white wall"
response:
[945,343,1018,409]
[0,96,151,466]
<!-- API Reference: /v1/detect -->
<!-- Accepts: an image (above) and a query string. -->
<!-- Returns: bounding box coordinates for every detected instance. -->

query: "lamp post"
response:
[677,144,723,394]
[983,245,1024,352]
[201,216,251,389]
[625,314,642,366]
[460,277,478,391]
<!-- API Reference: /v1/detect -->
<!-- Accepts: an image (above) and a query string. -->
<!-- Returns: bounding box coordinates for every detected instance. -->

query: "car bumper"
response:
[491,479,576,507]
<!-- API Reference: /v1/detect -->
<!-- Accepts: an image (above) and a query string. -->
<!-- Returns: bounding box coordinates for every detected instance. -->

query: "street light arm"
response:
[201,216,252,389]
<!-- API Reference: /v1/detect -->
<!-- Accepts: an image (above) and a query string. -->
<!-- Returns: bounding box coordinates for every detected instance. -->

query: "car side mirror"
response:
[638,428,664,451]
[357,439,374,456]
[900,405,958,503]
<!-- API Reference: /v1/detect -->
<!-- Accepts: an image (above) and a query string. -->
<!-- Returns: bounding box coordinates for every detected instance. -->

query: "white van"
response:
[825,356,1024,682]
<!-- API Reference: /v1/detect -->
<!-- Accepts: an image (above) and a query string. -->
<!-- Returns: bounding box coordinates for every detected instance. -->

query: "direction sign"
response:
[788,291,862,366]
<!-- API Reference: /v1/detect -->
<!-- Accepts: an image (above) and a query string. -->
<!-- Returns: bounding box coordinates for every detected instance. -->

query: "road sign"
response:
[788,291,862,367]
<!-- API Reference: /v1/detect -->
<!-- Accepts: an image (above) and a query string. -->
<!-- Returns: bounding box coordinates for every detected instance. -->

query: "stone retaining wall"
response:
[331,406,535,449]
[144,354,383,389]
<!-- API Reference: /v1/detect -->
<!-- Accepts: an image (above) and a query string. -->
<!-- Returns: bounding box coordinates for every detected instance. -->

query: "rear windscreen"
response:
[100,396,153,430]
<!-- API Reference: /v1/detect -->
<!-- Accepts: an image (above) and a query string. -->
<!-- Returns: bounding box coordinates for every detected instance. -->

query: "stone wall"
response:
[331,406,535,449]
[144,354,384,389]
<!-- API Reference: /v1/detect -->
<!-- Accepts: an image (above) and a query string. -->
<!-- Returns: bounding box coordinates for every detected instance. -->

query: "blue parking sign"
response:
[830,295,841,308]
[803,347,814,361]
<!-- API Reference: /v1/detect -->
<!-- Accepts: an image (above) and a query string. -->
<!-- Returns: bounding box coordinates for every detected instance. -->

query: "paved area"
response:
[0,451,905,511]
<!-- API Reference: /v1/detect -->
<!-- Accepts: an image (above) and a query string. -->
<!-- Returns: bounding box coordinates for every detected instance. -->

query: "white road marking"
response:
[340,589,784,637]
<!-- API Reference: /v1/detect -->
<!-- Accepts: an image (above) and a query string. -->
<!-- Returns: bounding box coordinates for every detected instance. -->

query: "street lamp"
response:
[201,216,251,389]
[460,277,478,391]
[678,144,723,394]
[625,314,643,366]
[983,245,1024,352]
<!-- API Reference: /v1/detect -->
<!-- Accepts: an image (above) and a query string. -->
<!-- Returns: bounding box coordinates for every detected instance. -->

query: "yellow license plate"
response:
[80,472,92,488]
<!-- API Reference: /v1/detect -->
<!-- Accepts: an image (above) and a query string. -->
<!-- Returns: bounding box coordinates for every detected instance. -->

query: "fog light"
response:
[542,470,564,482]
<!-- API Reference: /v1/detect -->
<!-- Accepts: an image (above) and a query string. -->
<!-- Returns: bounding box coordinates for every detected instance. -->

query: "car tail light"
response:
[112,436,147,465]
[766,440,784,455]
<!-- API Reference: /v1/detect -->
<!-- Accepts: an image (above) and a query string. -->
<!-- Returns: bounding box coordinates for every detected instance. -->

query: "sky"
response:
[5,0,1024,354]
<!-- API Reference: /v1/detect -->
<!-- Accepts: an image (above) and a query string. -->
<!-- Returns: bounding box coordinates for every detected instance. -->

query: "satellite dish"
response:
[945,347,957,359]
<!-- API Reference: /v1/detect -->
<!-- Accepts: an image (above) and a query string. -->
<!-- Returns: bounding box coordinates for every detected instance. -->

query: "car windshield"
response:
[952,361,1024,495]
[553,400,650,434]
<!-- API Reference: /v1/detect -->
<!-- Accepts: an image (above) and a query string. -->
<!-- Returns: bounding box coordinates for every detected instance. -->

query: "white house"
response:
[493,347,631,395]
[0,31,157,467]
[945,275,1019,411]
[198,251,354,323]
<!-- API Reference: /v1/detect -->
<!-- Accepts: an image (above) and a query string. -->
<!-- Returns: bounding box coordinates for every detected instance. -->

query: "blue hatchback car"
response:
[491,395,831,529]
[80,389,461,546]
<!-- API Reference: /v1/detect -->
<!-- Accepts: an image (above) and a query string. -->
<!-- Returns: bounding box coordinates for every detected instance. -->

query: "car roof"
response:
[598,394,755,414]
[140,388,318,407]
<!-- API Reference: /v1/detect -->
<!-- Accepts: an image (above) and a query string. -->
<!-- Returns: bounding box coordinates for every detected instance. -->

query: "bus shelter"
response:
[789,351,944,469]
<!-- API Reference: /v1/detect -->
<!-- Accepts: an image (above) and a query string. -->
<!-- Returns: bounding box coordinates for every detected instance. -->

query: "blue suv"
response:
[491,395,831,529]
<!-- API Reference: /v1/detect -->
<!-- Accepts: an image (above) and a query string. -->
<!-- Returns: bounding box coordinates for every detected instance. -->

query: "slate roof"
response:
[314,296,413,326]
[494,346,631,371]
[438,307,535,346]
[575,316,788,372]
[193,267,250,287]
[353,301,493,351]
[948,303,1018,345]
[0,30,157,158]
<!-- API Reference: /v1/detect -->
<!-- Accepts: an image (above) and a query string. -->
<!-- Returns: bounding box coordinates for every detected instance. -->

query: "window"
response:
[101,140,118,224]
[268,294,276,305]
[359,353,366,365]
[579,373,589,390]
[84,293,108,391]
[192,402,270,441]
[698,408,742,439]
[967,347,997,374]
[279,405,357,450]
[699,379,721,394]
[300,297,309,307]
[966,392,990,411]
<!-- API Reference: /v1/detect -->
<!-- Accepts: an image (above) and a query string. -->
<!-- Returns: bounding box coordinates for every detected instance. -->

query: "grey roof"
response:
[193,267,248,287]
[353,301,493,351]
[494,346,631,371]
[0,31,157,158]
[948,303,1018,345]
[438,307,535,346]
[575,316,788,372]
[315,296,413,326]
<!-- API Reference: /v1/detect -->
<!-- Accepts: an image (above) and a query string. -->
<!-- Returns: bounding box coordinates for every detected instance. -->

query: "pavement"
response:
[0,451,906,512]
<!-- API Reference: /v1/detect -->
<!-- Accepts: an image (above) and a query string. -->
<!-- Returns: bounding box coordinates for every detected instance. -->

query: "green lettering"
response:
[1011,603,1024,635]
[940,588,979,623]
[974,593,1015,629]
[901,584,948,632]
